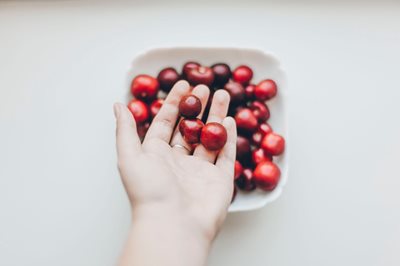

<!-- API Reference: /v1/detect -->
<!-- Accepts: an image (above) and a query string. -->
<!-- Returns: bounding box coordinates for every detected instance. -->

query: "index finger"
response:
[143,80,190,145]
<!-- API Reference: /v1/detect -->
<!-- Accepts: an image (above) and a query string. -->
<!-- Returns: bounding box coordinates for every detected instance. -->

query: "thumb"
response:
[114,103,142,162]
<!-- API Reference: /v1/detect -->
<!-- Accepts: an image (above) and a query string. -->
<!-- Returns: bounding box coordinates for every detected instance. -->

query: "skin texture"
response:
[114,80,237,266]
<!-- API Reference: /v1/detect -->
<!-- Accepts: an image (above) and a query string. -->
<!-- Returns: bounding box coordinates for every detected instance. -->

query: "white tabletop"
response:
[1,2,400,266]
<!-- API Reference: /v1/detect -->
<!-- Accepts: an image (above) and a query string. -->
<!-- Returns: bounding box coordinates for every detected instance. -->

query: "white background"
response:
[1,1,400,265]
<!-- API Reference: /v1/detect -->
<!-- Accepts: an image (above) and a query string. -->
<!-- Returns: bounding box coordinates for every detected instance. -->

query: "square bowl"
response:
[126,47,289,212]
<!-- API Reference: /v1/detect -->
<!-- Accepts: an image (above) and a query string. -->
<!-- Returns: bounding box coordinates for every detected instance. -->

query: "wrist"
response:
[131,202,217,245]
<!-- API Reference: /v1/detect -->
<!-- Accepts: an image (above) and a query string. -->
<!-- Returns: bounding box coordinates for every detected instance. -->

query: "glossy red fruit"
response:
[186,66,214,87]
[179,95,202,119]
[131,74,159,101]
[211,63,231,87]
[137,122,150,142]
[261,133,285,156]
[249,101,270,122]
[253,161,281,191]
[236,168,256,191]
[234,160,243,180]
[234,108,258,132]
[127,99,149,123]
[157,67,180,92]
[252,148,272,165]
[182,61,200,78]
[258,123,273,136]
[252,131,263,146]
[232,65,253,85]
[245,84,255,100]
[236,136,251,159]
[224,81,245,106]
[252,123,273,145]
[178,118,204,144]
[149,99,163,118]
[200,122,227,151]
[254,79,277,101]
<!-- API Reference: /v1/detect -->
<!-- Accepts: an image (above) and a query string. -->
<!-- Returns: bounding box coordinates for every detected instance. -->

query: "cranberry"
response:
[178,118,204,144]
[236,168,256,191]
[232,65,253,85]
[186,66,214,87]
[137,122,150,142]
[149,99,163,118]
[254,79,277,101]
[234,160,243,180]
[182,61,200,78]
[253,161,281,191]
[234,108,258,132]
[249,101,270,122]
[178,95,202,119]
[245,84,255,100]
[211,63,231,87]
[157,67,180,92]
[200,122,227,151]
[252,148,272,165]
[258,123,273,136]
[252,131,264,146]
[131,74,159,101]
[224,81,245,106]
[252,123,273,145]
[127,99,149,123]
[261,133,285,156]
[236,136,251,159]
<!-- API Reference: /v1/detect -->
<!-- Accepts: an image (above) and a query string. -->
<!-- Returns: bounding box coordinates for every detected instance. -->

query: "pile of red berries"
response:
[128,61,285,201]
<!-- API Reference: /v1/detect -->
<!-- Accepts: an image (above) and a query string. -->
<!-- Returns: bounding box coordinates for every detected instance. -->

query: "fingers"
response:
[193,89,230,163]
[143,80,190,145]
[114,103,142,161]
[170,85,210,155]
[215,117,237,178]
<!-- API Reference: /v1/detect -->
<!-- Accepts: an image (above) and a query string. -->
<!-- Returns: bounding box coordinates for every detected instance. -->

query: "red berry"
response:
[200,122,227,151]
[224,81,245,106]
[249,101,270,122]
[261,133,285,156]
[245,84,255,100]
[254,79,277,101]
[186,66,214,87]
[236,136,251,159]
[234,161,243,180]
[253,161,281,191]
[252,148,272,165]
[252,123,273,145]
[157,67,180,92]
[131,74,159,101]
[252,131,263,146]
[127,99,149,123]
[182,61,200,78]
[234,108,258,132]
[179,95,202,119]
[149,99,163,118]
[258,123,273,136]
[236,168,256,191]
[232,65,253,85]
[211,63,231,87]
[178,118,204,144]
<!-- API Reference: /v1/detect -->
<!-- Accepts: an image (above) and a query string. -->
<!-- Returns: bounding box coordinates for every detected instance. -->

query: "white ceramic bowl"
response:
[127,47,289,212]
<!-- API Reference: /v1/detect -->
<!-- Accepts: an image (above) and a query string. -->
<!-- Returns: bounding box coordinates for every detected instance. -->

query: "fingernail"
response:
[113,103,121,119]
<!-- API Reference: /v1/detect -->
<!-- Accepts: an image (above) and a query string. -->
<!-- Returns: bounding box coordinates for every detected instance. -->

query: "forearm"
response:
[119,205,213,266]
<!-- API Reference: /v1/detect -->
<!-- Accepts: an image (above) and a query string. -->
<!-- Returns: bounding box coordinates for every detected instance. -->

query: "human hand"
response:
[114,80,237,266]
